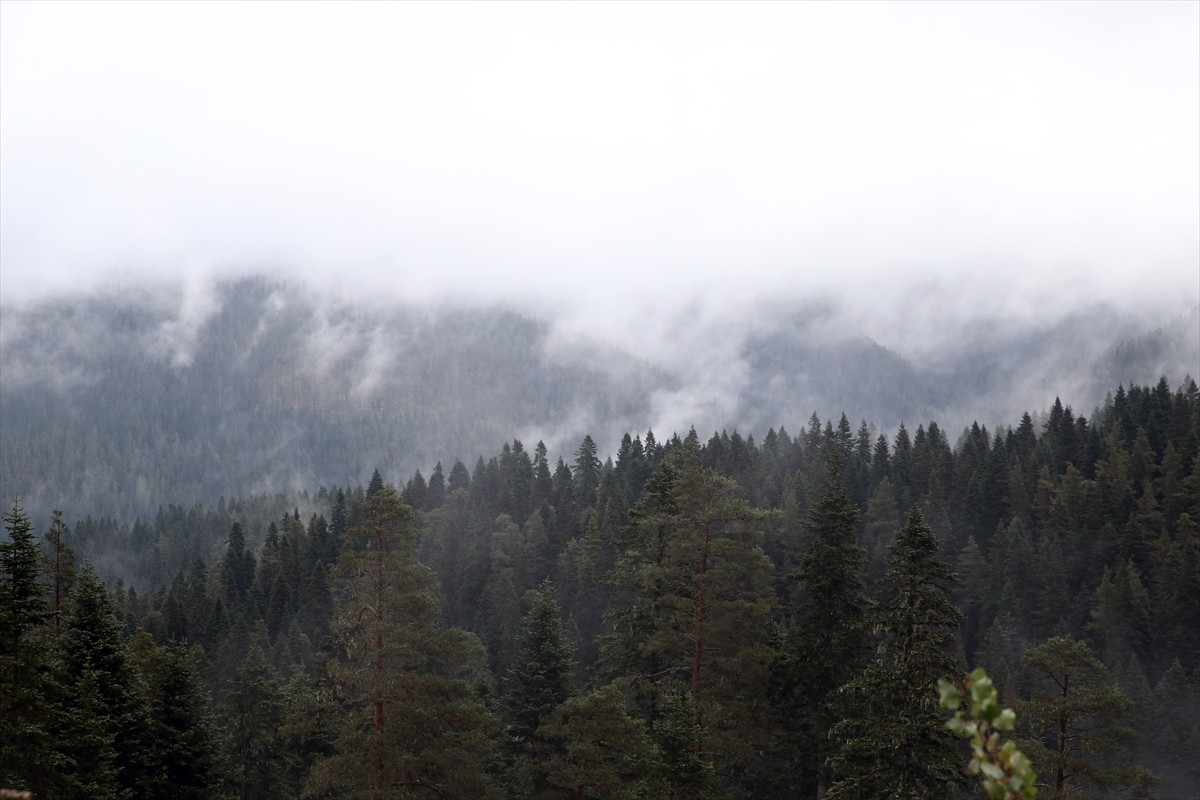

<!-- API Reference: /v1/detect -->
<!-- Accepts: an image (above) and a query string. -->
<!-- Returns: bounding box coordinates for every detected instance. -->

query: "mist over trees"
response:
[2,368,1197,797]
[2,275,1196,526]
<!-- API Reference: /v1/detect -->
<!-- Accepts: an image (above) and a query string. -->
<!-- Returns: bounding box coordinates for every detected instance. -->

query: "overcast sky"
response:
[2,1,1197,346]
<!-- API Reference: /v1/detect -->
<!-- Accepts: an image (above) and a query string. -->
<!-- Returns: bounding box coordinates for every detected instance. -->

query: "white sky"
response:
[2,1,1197,341]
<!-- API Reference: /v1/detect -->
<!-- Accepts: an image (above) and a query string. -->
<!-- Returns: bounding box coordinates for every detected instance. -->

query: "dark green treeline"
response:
[2,378,1197,798]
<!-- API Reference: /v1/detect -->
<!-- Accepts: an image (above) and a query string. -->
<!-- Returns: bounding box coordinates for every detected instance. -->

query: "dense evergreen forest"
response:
[2,276,1196,524]
[2,377,1197,798]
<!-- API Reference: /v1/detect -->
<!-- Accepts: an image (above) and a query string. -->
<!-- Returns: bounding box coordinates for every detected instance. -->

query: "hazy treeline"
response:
[2,275,1196,524]
[3,377,1197,798]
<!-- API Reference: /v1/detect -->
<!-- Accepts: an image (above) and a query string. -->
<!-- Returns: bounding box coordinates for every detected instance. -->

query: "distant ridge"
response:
[2,275,1195,521]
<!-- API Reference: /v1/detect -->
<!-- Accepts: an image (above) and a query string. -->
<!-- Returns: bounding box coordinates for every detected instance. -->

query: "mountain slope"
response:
[1,275,1195,522]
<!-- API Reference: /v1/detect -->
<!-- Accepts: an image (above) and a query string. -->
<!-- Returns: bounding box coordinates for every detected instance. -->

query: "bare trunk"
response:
[1056,674,1069,792]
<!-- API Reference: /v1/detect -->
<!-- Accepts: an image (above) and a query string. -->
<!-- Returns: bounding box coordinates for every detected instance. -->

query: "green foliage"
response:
[777,455,870,797]
[1018,636,1156,799]
[535,685,657,800]
[56,563,157,799]
[222,645,290,800]
[826,507,963,799]
[600,452,775,793]
[1,374,1195,796]
[144,643,219,800]
[505,579,577,797]
[0,500,57,794]
[505,579,575,742]
[938,668,1037,800]
[311,488,502,799]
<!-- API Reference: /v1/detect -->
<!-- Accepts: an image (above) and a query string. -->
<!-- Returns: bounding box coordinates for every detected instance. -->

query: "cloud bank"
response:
[1,2,1195,341]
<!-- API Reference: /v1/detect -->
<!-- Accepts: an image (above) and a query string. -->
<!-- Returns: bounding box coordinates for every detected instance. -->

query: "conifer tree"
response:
[146,644,219,800]
[600,451,775,792]
[536,685,657,800]
[777,455,869,798]
[504,579,575,797]
[219,522,256,612]
[826,507,963,798]
[309,487,500,799]
[43,508,77,638]
[366,467,385,498]
[222,644,289,800]
[1019,636,1156,799]
[573,434,602,498]
[55,563,156,799]
[0,500,55,794]
[505,579,574,743]
[426,461,446,509]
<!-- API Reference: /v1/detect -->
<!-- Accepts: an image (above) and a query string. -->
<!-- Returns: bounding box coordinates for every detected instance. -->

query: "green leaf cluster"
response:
[939,668,1037,800]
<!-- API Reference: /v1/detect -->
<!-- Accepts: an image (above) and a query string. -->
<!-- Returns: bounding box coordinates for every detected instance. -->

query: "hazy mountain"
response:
[1,274,1195,522]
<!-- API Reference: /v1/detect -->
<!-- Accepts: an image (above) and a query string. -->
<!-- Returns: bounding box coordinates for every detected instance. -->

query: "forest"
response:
[2,276,1196,525]
[2,376,1197,799]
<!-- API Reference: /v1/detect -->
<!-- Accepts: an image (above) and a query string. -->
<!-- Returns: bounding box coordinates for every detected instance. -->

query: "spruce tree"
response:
[536,685,657,800]
[504,579,575,797]
[777,455,869,798]
[146,644,219,800]
[504,579,574,742]
[55,563,156,799]
[222,645,289,800]
[826,507,963,798]
[0,500,55,794]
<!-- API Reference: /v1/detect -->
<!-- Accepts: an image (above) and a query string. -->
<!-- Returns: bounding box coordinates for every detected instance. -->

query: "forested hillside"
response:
[3,378,1197,798]
[2,275,1196,525]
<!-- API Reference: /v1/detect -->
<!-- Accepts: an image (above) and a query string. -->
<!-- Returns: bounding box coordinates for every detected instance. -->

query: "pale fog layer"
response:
[1,2,1197,459]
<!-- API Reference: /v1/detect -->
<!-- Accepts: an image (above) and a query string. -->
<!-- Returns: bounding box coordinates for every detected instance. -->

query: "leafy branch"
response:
[938,667,1037,800]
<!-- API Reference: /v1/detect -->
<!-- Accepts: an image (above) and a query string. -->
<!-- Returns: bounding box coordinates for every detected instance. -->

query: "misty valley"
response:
[1,276,1197,799]
[5,0,1199,796]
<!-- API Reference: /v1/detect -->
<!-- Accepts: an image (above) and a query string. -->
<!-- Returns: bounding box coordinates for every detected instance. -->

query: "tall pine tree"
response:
[308,487,501,799]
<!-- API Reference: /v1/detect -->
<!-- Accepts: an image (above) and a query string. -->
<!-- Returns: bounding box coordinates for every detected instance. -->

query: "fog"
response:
[2,2,1198,415]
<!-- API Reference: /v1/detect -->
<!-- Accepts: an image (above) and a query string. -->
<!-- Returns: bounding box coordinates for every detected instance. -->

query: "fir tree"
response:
[0,500,55,794]
[55,563,156,799]
[146,644,219,800]
[504,579,575,797]
[778,455,869,798]
[222,645,289,800]
[826,507,963,798]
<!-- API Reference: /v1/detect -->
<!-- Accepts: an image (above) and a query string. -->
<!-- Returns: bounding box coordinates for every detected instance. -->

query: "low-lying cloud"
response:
[1,3,1195,331]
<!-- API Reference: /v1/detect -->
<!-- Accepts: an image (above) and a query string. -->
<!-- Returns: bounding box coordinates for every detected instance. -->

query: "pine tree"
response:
[600,452,775,792]
[826,507,963,798]
[308,487,501,799]
[1018,636,1156,799]
[536,685,657,800]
